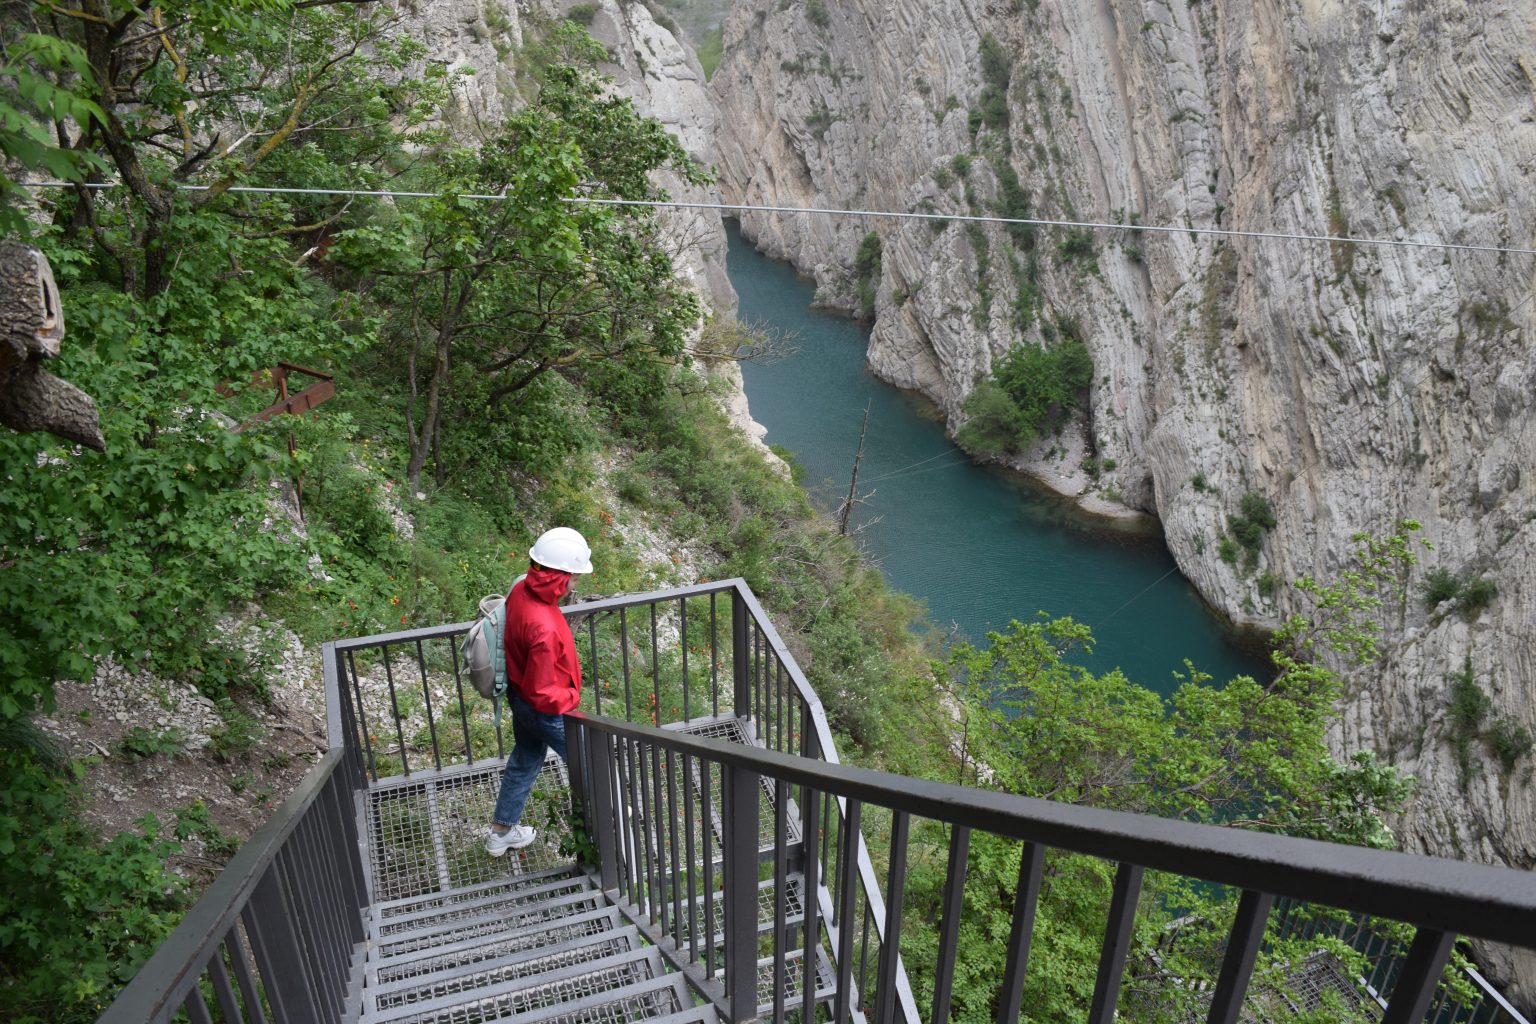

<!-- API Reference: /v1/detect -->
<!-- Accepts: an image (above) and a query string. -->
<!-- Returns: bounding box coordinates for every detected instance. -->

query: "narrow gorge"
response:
[702,0,1535,998]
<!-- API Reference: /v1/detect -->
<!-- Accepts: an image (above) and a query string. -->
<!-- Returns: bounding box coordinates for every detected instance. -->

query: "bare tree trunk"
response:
[406,271,464,491]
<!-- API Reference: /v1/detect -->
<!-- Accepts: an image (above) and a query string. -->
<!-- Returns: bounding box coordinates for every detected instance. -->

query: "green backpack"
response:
[460,578,522,733]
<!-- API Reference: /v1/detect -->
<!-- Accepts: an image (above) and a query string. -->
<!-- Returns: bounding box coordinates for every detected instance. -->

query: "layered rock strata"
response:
[712,0,1536,1001]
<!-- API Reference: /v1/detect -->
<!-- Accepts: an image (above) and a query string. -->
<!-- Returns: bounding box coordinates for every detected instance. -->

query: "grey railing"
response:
[566,713,1536,1024]
[329,578,918,1024]
[96,578,1536,1023]
[98,642,371,1024]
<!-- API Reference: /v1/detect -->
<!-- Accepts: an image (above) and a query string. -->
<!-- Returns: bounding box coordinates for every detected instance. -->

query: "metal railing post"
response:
[587,726,621,891]
[723,760,762,1023]
[732,589,752,723]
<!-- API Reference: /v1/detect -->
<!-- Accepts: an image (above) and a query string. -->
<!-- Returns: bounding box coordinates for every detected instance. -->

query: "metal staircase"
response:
[350,710,836,1024]
[96,580,1536,1024]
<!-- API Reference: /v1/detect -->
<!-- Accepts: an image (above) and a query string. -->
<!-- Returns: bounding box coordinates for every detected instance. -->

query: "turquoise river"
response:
[729,226,1271,695]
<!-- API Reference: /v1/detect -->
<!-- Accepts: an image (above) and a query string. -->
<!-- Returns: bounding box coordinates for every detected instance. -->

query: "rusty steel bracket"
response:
[232,362,335,432]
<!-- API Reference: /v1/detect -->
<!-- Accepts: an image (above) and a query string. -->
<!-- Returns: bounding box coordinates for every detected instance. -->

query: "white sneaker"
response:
[485,825,536,856]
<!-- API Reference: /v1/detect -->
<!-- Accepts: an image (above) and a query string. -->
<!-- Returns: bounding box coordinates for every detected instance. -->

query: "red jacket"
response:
[502,568,583,714]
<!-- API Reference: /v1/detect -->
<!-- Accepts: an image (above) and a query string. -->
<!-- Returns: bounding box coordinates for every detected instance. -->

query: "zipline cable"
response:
[19,180,1536,257]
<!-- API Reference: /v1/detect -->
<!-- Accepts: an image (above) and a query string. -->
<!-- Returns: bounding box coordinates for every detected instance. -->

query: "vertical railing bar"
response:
[754,625,763,745]
[589,614,601,716]
[227,925,269,1024]
[724,760,761,1024]
[651,732,669,937]
[1086,862,1146,1024]
[279,824,329,1016]
[800,785,822,1024]
[310,799,353,1007]
[580,725,618,890]
[285,829,340,1018]
[345,648,377,781]
[621,607,633,722]
[684,746,700,963]
[829,794,844,925]
[182,983,215,1024]
[299,813,346,1017]
[380,646,410,776]
[996,842,1046,1024]
[733,592,750,724]
[615,735,639,904]
[930,824,972,1024]
[681,597,691,723]
[710,592,720,718]
[1380,929,1456,1024]
[703,755,717,979]
[207,945,243,1024]
[668,748,684,946]
[651,602,661,725]
[447,633,474,763]
[858,898,873,1016]
[632,732,655,916]
[777,660,787,755]
[773,776,790,1024]
[1204,889,1275,1024]
[834,799,864,1024]
[414,638,442,770]
[244,870,317,1023]
[327,772,368,944]
[874,811,911,1024]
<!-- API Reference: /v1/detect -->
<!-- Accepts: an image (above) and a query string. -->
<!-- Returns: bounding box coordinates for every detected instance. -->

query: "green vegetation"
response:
[1446,658,1531,787]
[0,6,1477,1022]
[1224,491,1276,569]
[694,25,724,78]
[806,0,830,29]
[955,340,1094,457]
[901,525,1423,1021]
[976,32,1012,132]
[854,231,882,321]
[1418,567,1499,622]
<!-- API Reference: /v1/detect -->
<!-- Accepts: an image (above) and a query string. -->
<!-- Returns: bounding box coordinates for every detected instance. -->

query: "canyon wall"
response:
[712,0,1536,999]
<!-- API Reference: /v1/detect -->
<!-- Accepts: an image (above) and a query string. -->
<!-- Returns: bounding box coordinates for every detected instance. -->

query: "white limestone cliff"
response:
[711,0,1536,1002]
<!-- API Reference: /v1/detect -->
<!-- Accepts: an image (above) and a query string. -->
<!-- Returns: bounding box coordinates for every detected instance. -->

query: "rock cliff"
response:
[711,0,1536,1000]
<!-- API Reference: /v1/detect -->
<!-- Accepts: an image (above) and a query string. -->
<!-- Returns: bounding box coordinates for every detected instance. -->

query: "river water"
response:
[729,226,1271,695]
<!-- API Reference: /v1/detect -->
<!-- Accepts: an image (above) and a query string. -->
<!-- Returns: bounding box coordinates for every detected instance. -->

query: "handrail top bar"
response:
[569,711,1536,950]
[329,579,746,652]
[95,748,348,1022]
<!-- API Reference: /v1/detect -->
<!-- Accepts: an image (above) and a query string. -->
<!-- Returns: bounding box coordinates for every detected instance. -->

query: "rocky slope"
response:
[711,0,1536,1000]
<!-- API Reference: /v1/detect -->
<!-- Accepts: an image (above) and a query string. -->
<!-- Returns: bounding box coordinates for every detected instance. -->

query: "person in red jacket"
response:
[486,526,594,855]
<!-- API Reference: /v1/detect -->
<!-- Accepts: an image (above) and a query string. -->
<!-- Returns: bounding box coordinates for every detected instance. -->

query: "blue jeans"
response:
[492,693,567,828]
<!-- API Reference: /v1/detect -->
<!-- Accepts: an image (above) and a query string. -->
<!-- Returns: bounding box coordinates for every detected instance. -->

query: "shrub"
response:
[806,0,830,28]
[565,3,599,24]
[0,750,187,1020]
[1418,567,1460,609]
[1226,492,1275,567]
[1057,228,1096,263]
[1460,577,1497,620]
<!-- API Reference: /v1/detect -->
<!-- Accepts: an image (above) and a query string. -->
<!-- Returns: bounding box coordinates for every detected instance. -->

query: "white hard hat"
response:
[528,526,594,574]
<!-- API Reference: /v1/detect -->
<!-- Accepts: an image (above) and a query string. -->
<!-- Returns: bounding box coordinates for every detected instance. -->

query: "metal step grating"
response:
[508,977,689,1024]
[366,759,573,903]
[373,937,646,1014]
[375,867,584,922]
[373,909,625,984]
[376,892,605,960]
[367,953,674,1024]
[375,878,592,939]
[756,946,837,1016]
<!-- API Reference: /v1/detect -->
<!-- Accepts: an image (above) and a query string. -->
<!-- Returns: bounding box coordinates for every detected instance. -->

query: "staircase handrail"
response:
[97,643,370,1024]
[567,709,1536,1023]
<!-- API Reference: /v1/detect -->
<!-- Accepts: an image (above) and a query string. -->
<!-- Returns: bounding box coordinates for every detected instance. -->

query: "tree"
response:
[350,49,708,489]
[0,0,444,713]
[901,524,1423,1022]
